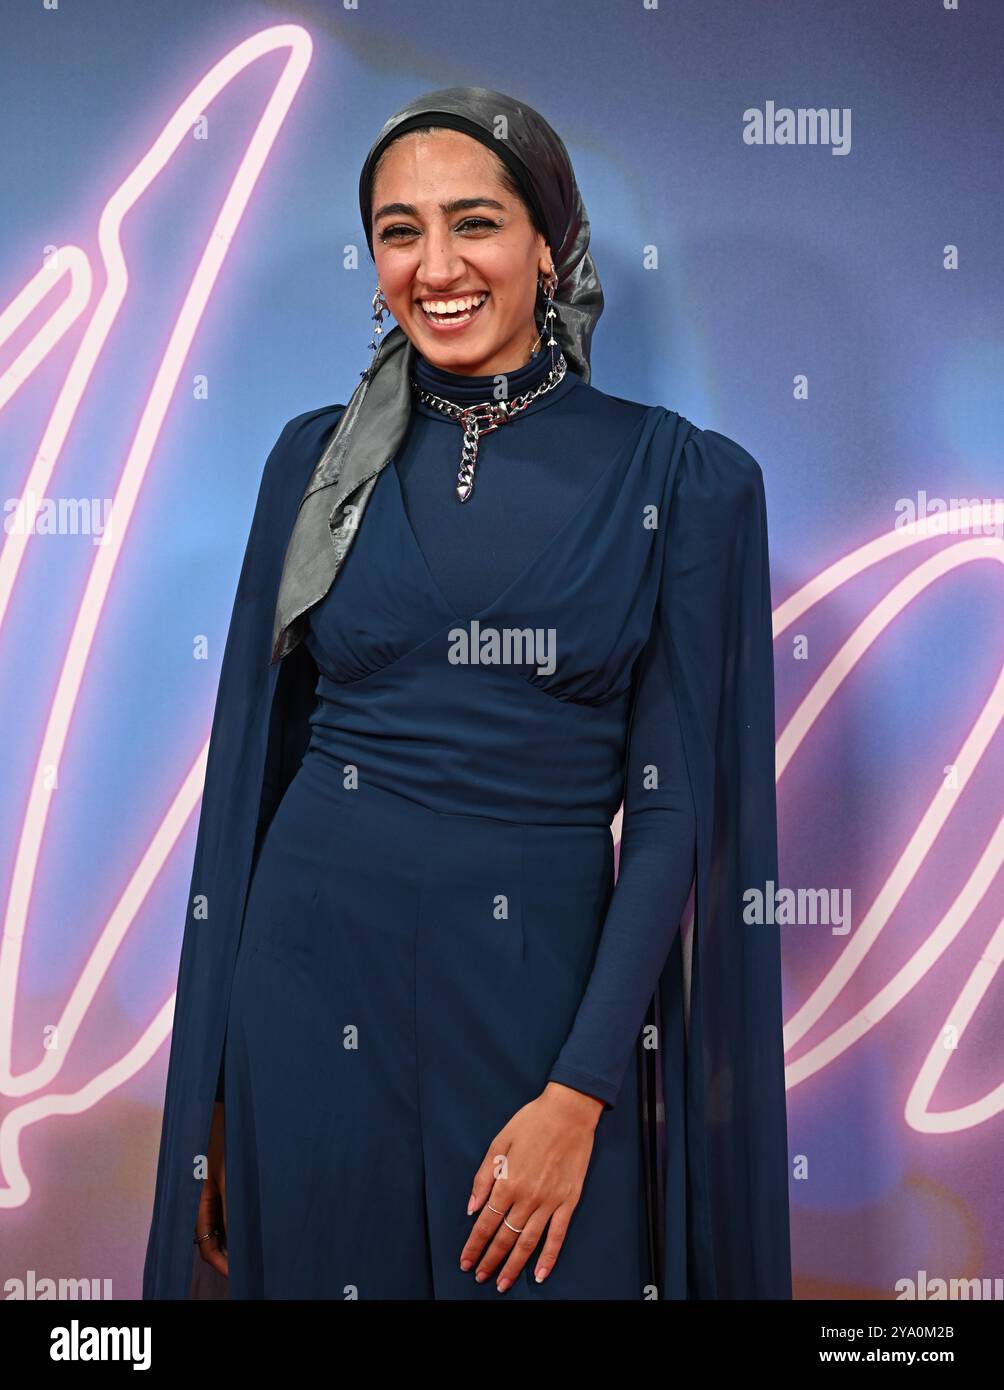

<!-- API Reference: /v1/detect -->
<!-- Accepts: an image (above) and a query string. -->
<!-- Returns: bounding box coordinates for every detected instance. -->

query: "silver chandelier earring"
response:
[536,264,559,373]
[362,283,390,379]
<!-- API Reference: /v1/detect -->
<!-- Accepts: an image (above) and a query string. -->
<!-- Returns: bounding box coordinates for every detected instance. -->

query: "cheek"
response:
[486,257,537,310]
[488,281,532,322]
[375,257,415,303]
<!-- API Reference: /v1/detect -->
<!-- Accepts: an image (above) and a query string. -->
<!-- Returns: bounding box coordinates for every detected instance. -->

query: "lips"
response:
[418,291,490,328]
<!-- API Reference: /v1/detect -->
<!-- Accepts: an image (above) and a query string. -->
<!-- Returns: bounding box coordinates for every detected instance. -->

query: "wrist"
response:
[543,1080,605,1126]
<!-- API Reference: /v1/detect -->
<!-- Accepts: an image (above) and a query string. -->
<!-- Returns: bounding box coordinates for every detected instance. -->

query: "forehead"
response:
[372,128,507,194]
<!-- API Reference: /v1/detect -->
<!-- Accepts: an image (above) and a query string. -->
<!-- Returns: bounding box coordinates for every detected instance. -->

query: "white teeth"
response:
[420,292,488,316]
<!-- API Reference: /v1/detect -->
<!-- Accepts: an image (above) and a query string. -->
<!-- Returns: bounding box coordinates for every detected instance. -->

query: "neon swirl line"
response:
[0,25,312,1206]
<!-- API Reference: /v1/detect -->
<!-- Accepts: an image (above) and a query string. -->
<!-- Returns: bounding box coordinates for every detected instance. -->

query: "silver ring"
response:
[503,1215,524,1233]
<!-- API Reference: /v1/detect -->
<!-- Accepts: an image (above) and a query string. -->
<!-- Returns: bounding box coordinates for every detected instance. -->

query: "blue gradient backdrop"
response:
[1,0,1001,1301]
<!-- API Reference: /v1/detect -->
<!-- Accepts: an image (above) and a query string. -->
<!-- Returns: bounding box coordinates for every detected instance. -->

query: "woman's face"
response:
[370,128,551,378]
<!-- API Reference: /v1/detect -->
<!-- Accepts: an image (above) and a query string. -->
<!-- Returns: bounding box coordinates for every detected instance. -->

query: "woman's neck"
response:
[412,346,555,404]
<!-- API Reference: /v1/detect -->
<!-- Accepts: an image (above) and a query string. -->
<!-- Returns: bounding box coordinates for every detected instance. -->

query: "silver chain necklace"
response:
[410,350,567,502]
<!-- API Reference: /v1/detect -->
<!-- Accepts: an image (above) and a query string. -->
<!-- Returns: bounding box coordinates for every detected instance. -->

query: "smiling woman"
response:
[143,86,791,1304]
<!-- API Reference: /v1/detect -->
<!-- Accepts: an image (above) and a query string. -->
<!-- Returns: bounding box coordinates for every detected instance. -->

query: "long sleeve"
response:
[546,607,697,1110]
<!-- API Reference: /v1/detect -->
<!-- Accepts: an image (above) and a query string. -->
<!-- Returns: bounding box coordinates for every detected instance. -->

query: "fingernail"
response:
[497,1277,511,1293]
[535,1266,549,1282]
[475,1270,488,1282]
[460,1259,472,1271]
[467,1194,477,1214]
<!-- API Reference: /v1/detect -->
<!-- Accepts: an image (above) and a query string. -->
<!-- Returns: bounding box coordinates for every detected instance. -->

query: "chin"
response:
[412,329,496,372]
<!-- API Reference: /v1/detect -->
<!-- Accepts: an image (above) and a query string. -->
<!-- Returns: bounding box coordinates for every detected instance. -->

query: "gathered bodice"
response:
[302,360,673,825]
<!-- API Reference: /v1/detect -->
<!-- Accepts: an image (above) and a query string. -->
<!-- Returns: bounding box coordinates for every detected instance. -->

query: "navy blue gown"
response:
[218,348,699,1299]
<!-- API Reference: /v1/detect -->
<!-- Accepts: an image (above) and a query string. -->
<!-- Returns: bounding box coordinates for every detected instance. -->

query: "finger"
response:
[198,1229,229,1278]
[531,1202,575,1284]
[473,1192,533,1281]
[214,1190,229,1278]
[494,1207,548,1292]
[466,1133,510,1215]
[459,1188,507,1271]
[195,1191,229,1277]
[459,1141,511,1269]
[464,1140,501,1218]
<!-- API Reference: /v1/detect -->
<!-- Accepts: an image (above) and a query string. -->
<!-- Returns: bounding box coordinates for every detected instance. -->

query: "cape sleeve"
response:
[143,406,346,1298]
[549,417,790,1297]
[649,422,791,1299]
[206,418,299,1109]
[210,413,348,1106]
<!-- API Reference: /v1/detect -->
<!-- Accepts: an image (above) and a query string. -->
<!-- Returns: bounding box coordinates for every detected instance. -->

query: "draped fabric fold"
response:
[645,427,791,1298]
[142,408,343,1300]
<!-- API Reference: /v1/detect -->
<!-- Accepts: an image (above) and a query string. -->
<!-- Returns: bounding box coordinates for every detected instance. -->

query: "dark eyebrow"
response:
[372,196,507,222]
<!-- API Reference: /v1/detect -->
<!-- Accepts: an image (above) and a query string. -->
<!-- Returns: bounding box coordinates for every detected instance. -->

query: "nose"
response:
[416,223,467,290]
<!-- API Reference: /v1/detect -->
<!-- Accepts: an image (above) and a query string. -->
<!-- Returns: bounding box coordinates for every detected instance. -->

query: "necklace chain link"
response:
[410,351,567,502]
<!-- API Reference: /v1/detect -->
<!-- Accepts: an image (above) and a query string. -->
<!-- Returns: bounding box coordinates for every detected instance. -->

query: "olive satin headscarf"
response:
[271,86,604,663]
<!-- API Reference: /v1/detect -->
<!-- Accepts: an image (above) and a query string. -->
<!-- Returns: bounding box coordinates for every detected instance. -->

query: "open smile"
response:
[417,291,490,331]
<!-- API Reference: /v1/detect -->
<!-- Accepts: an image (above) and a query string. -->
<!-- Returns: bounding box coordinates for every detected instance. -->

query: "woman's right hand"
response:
[195,1100,228,1278]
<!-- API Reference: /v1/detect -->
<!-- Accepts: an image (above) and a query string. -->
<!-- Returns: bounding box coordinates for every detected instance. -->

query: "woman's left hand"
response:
[459,1081,605,1292]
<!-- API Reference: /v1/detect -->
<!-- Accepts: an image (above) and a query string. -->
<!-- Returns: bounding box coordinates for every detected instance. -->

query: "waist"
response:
[305,674,627,828]
[290,748,615,890]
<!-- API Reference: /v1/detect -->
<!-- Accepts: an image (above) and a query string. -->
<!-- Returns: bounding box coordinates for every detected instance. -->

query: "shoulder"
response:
[660,412,767,512]
[684,421,764,487]
[565,378,680,503]
[260,402,347,493]
[275,401,347,455]
[563,373,653,432]
[631,411,771,553]
[572,378,764,494]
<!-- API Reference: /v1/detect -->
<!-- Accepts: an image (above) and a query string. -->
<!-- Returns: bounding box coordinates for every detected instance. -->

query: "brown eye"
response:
[378,225,417,243]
